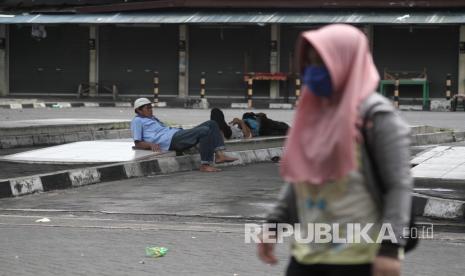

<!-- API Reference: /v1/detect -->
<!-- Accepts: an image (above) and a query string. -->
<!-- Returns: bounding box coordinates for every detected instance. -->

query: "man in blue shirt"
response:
[131,98,237,172]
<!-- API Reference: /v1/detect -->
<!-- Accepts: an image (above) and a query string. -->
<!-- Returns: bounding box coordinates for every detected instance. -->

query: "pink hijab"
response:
[280,24,380,185]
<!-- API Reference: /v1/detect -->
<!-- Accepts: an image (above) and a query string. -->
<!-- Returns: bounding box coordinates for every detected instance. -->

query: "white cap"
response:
[134,98,152,110]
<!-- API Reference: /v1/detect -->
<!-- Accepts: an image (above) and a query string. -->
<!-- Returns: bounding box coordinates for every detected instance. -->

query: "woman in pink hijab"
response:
[258,24,413,276]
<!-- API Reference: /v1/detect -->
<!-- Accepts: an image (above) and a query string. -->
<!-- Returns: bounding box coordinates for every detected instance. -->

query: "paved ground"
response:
[0,163,281,218]
[0,217,464,276]
[0,163,465,275]
[1,107,465,130]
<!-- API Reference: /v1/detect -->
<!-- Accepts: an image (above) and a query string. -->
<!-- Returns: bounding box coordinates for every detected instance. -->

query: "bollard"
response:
[200,72,206,99]
[446,74,451,100]
[153,71,159,104]
[295,76,301,107]
[247,74,253,109]
[394,76,400,108]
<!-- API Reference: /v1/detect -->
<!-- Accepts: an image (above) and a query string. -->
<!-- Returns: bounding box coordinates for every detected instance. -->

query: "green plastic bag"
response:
[145,246,168,258]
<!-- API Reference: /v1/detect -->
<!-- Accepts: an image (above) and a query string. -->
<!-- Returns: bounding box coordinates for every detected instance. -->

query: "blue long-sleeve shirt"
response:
[130,115,180,151]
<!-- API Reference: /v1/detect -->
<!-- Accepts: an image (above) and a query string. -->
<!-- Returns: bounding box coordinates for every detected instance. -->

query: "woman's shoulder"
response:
[361,93,410,135]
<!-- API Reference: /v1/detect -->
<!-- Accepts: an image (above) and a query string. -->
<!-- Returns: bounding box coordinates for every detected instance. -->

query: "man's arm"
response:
[134,140,161,152]
[131,118,161,152]
[231,118,252,139]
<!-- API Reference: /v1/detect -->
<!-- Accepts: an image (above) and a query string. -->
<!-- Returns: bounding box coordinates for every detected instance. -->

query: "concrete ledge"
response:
[0,101,133,109]
[413,177,465,189]
[410,125,447,135]
[0,147,284,199]
[399,105,424,111]
[411,131,456,146]
[0,120,132,149]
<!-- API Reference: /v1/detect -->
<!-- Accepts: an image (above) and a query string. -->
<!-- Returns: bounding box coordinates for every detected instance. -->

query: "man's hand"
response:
[134,141,161,152]
[373,256,401,276]
[257,242,277,265]
[149,143,161,152]
[229,118,241,125]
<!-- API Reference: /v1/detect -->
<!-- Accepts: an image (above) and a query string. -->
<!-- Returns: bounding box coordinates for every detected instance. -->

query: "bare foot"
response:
[215,155,238,164]
[200,164,222,172]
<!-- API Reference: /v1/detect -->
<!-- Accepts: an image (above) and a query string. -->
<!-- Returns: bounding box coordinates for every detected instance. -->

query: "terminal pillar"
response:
[394,75,400,108]
[295,76,301,107]
[270,24,280,99]
[89,25,98,97]
[446,74,452,100]
[178,25,189,98]
[459,26,465,94]
[0,25,9,97]
[362,25,374,53]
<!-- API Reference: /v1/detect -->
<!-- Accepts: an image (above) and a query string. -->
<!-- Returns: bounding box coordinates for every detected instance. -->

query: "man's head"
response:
[134,98,153,117]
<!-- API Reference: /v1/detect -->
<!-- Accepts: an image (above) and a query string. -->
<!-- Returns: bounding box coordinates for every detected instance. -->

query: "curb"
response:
[413,193,465,220]
[411,131,465,146]
[0,147,283,199]
[0,102,133,109]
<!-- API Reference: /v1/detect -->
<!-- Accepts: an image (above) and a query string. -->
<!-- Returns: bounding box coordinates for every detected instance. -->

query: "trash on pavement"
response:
[145,246,168,258]
[35,218,51,223]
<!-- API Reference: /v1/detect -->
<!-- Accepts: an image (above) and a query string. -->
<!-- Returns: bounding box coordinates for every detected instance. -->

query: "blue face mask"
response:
[302,65,333,98]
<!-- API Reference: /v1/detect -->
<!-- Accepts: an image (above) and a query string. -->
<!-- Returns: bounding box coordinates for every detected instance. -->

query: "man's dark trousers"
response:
[169,120,225,164]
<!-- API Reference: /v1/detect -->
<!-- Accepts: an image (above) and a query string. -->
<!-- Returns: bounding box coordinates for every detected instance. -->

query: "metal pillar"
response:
[459,26,465,94]
[362,25,374,53]
[200,72,206,98]
[178,24,189,98]
[270,24,280,99]
[153,71,159,103]
[0,25,9,97]
[295,76,301,107]
[247,76,253,108]
[89,25,98,97]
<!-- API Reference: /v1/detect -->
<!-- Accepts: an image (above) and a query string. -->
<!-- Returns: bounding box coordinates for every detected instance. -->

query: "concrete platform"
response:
[0,139,171,164]
[0,136,286,164]
[412,146,465,180]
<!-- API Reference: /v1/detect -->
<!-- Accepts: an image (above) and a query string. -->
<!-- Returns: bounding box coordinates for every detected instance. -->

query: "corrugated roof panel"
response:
[0,11,464,24]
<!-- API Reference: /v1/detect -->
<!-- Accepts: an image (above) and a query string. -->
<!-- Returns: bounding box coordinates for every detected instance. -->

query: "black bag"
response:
[242,112,290,136]
[362,110,419,253]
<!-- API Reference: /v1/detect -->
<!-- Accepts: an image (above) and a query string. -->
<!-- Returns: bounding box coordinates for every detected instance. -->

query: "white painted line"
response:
[69,168,101,187]
[9,103,22,109]
[115,103,132,107]
[84,102,99,107]
[10,176,43,196]
[269,103,293,109]
[57,102,72,108]
[424,198,465,219]
[231,103,248,109]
